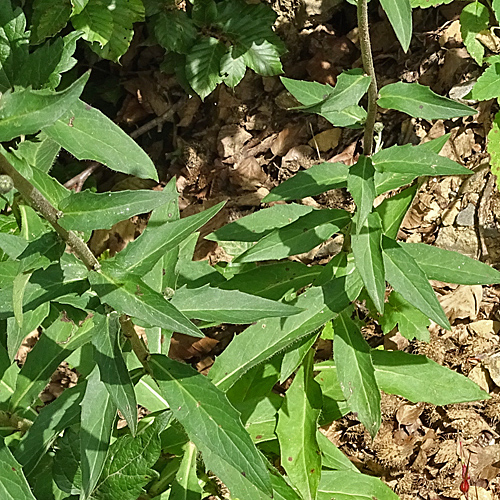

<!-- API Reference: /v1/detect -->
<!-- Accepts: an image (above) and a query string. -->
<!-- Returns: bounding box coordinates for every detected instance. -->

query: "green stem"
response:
[120,316,153,375]
[0,154,100,271]
[357,0,378,156]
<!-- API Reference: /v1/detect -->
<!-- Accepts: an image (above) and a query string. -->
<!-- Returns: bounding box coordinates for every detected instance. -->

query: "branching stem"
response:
[0,153,100,271]
[357,0,378,156]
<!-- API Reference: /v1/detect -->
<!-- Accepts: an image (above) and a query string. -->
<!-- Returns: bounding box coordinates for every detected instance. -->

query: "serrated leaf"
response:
[115,201,224,277]
[241,39,283,76]
[262,162,348,202]
[31,0,71,43]
[233,209,351,263]
[92,312,137,435]
[154,10,197,54]
[318,470,399,500]
[207,203,313,243]
[150,354,273,499]
[45,99,158,180]
[372,349,489,404]
[89,262,203,338]
[71,0,113,46]
[379,291,430,341]
[15,132,61,174]
[461,1,489,65]
[169,441,203,500]
[379,0,412,51]
[221,46,247,88]
[170,285,302,323]
[411,0,453,8]
[0,438,37,500]
[209,273,363,391]
[471,60,500,100]
[27,167,70,206]
[348,155,375,227]
[333,311,381,438]
[399,242,500,284]
[381,236,450,329]
[93,412,171,499]
[377,82,476,120]
[0,72,88,141]
[276,350,321,500]
[351,212,385,314]
[186,37,226,100]
[80,366,117,500]
[58,189,169,231]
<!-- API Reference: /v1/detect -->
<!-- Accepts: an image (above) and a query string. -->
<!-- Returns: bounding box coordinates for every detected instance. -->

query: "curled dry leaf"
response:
[439,285,483,322]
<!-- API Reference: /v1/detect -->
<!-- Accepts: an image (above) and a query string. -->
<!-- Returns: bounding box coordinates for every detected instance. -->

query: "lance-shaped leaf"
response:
[262,162,348,202]
[347,155,376,227]
[318,470,399,500]
[0,438,37,500]
[170,285,302,324]
[333,311,381,438]
[317,431,359,472]
[0,72,88,141]
[209,272,363,391]
[381,236,450,329]
[276,350,321,500]
[169,441,203,500]
[372,350,489,404]
[379,0,412,51]
[15,383,85,475]
[398,242,500,285]
[377,82,476,120]
[351,212,385,313]
[80,367,117,500]
[53,427,82,495]
[58,189,170,231]
[234,209,351,263]
[92,312,137,435]
[89,262,203,338]
[44,99,158,180]
[10,314,93,411]
[115,202,224,276]
[150,354,273,498]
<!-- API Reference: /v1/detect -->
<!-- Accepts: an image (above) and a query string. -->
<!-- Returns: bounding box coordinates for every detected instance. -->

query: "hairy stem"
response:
[0,153,100,271]
[120,316,152,375]
[357,0,378,156]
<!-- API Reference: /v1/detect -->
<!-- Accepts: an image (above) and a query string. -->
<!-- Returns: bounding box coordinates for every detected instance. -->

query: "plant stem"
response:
[120,316,153,375]
[0,154,100,271]
[357,0,378,156]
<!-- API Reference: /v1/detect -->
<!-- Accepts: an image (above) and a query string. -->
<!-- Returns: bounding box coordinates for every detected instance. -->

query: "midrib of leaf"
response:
[137,378,169,408]
[328,75,368,107]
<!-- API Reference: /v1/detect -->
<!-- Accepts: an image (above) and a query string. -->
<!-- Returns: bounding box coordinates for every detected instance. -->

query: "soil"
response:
[21,1,500,498]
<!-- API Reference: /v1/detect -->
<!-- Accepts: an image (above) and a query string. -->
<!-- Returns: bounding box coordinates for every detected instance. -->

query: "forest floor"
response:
[34,1,500,498]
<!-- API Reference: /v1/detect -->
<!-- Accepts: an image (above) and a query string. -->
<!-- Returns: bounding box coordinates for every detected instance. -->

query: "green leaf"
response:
[372,143,471,176]
[460,1,489,65]
[17,231,65,273]
[398,242,500,284]
[372,349,489,404]
[89,262,203,338]
[317,432,358,472]
[80,366,117,500]
[262,162,348,202]
[209,273,363,391]
[233,209,351,263]
[92,312,137,435]
[170,285,302,323]
[93,412,171,499]
[374,184,417,239]
[0,72,88,141]
[411,0,453,8]
[0,234,28,259]
[488,111,500,179]
[154,10,197,54]
[115,201,224,277]
[207,203,313,243]
[12,272,31,327]
[44,99,158,181]
[221,47,247,88]
[381,236,450,329]
[27,167,70,207]
[280,333,319,383]
[72,0,90,14]
[379,0,412,51]
[53,428,82,494]
[150,354,273,499]
[0,438,37,500]
[377,82,476,120]
[15,383,85,475]
[71,0,113,46]
[379,291,430,341]
[471,60,500,100]
[90,0,144,62]
[185,37,226,100]
[351,212,385,314]
[318,470,399,500]
[276,350,321,500]
[169,441,203,500]
[14,133,60,174]
[348,155,375,227]
[333,311,381,438]
[241,39,283,76]
[58,189,169,231]
[10,314,93,411]
[31,0,71,43]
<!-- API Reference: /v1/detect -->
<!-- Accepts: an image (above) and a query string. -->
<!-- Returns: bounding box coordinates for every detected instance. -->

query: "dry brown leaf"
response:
[169,333,218,362]
[439,285,483,322]
[271,124,307,156]
[218,125,252,158]
[308,128,341,152]
[230,156,267,191]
